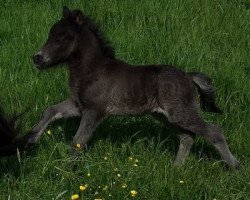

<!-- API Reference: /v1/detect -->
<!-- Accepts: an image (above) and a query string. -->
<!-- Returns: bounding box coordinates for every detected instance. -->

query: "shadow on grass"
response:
[0,114,224,178]
[60,115,221,163]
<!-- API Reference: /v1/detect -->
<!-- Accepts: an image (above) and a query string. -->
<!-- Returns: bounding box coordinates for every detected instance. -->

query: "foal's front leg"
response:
[73,110,103,149]
[27,99,81,145]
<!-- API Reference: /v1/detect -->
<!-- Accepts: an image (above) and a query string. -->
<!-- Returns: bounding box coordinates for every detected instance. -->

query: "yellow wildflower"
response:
[79,184,87,191]
[121,183,127,188]
[179,180,184,184]
[104,156,108,160]
[102,185,108,191]
[47,130,52,135]
[76,143,81,149]
[128,156,133,161]
[71,194,79,200]
[87,173,91,177]
[117,174,121,178]
[130,190,138,197]
[133,163,138,167]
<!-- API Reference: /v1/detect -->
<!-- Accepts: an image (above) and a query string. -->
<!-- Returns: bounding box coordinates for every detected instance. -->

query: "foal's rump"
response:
[154,66,222,117]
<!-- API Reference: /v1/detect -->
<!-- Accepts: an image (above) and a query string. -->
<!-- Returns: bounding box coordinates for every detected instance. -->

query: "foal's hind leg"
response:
[174,134,194,166]
[27,99,80,145]
[152,111,194,165]
[175,117,240,168]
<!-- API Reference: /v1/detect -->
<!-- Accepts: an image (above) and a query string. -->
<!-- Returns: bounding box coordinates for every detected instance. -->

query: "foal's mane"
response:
[83,15,115,59]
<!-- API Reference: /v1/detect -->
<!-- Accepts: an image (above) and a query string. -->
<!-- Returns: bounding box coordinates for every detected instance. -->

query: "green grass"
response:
[0,0,250,199]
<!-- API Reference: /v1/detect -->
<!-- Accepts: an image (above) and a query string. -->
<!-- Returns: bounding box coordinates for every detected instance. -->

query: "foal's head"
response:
[33,7,86,69]
[33,7,115,69]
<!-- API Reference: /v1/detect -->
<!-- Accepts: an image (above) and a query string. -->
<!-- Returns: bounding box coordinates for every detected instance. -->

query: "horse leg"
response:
[27,99,81,145]
[72,109,103,148]
[174,133,194,166]
[175,117,240,168]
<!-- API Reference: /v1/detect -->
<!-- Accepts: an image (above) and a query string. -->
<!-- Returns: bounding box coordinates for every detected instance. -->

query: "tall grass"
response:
[0,0,249,199]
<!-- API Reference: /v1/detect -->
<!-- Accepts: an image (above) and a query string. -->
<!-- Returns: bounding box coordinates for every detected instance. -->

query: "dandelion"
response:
[79,184,87,191]
[130,190,138,197]
[121,183,127,188]
[47,130,52,135]
[133,163,138,167]
[71,194,79,200]
[117,174,121,178]
[104,156,108,160]
[179,180,184,184]
[87,173,91,177]
[102,185,108,191]
[76,143,81,149]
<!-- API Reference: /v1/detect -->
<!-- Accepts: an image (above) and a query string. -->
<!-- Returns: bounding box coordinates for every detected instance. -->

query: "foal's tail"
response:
[189,72,222,113]
[0,105,31,157]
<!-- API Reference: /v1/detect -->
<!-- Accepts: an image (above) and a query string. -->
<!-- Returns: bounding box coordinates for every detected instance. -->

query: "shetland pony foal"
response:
[30,7,239,168]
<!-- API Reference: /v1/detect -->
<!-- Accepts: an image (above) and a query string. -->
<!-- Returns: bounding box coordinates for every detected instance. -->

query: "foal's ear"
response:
[63,6,70,18]
[74,10,84,26]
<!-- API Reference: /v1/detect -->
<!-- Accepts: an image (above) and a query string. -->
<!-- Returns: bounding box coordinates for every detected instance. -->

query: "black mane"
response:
[83,15,115,59]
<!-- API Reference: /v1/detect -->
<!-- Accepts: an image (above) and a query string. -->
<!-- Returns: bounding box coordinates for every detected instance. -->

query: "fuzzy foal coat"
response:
[27,7,240,168]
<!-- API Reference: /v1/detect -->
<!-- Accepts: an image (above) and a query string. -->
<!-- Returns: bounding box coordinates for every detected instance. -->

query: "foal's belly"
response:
[106,103,150,115]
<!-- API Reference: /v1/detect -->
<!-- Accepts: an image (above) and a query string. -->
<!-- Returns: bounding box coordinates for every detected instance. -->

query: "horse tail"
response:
[189,72,222,114]
[0,105,31,156]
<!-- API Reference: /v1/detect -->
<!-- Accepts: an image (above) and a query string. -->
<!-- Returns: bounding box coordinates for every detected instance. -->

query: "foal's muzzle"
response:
[33,53,44,67]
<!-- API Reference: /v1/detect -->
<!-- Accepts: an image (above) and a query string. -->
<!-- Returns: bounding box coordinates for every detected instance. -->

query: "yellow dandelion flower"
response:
[76,143,81,149]
[121,183,127,188]
[130,190,138,197]
[79,184,87,191]
[87,173,91,177]
[47,130,52,135]
[104,156,108,160]
[179,180,184,184]
[102,185,108,191]
[117,174,121,178]
[71,194,79,200]
[133,163,138,167]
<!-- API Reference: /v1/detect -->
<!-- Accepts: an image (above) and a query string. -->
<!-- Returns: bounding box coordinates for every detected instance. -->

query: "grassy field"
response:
[0,0,250,199]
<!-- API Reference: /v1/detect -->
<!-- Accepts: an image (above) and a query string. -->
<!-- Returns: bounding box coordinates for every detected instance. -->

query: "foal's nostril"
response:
[33,54,43,65]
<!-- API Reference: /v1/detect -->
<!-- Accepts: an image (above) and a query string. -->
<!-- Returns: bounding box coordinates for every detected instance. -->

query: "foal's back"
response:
[74,58,194,116]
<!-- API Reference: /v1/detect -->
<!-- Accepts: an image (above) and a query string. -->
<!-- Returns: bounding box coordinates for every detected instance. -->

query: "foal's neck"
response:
[69,28,107,69]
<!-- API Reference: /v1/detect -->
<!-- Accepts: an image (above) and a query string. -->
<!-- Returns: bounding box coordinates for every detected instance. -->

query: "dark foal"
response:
[0,105,29,156]
[30,7,239,168]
